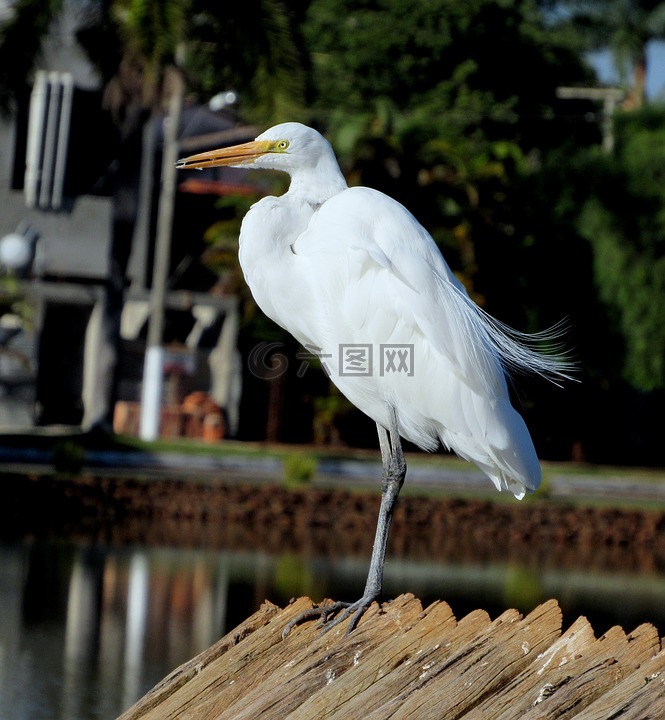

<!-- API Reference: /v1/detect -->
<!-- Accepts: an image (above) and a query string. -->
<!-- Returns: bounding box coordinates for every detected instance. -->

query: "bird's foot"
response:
[282,595,379,639]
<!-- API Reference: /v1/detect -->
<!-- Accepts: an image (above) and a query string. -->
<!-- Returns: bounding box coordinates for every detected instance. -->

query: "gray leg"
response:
[282,406,406,638]
[362,410,406,603]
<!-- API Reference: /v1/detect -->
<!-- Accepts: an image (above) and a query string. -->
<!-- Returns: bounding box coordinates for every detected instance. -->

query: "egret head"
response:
[176,122,335,174]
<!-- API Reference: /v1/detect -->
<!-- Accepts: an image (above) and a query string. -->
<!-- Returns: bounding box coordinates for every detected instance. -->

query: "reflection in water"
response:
[0,538,664,720]
[0,542,226,720]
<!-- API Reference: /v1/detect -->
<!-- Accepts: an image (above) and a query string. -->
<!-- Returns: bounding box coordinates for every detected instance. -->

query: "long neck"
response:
[286,151,348,206]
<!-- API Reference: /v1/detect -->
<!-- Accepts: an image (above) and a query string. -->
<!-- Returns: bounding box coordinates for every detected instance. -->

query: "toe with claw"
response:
[281,595,379,639]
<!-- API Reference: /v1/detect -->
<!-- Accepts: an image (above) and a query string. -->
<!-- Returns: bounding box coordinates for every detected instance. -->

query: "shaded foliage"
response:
[577,108,665,391]
[182,0,307,123]
[302,0,597,304]
[515,105,665,464]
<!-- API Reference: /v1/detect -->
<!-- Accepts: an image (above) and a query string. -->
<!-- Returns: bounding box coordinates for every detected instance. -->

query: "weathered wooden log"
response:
[117,595,665,720]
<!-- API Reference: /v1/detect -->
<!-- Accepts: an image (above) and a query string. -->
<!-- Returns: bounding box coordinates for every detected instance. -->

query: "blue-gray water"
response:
[1,533,665,720]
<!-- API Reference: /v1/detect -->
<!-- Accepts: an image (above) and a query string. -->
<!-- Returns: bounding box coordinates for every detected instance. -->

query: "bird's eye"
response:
[276,140,289,150]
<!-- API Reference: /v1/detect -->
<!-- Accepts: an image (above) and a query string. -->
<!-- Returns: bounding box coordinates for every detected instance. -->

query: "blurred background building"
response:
[0,2,249,439]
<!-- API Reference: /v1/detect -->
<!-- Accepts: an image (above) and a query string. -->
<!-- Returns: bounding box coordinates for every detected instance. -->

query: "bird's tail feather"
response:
[447,281,577,386]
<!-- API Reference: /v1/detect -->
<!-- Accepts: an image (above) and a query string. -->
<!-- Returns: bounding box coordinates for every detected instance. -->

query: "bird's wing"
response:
[292,186,505,396]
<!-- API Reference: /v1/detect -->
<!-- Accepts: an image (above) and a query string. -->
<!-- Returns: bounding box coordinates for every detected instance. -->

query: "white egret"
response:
[176,122,572,635]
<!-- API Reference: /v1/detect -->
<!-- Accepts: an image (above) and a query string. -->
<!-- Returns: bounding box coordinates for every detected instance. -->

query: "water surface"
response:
[1,533,664,720]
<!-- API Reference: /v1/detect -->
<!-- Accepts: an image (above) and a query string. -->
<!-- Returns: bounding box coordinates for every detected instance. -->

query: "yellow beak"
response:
[175,140,274,170]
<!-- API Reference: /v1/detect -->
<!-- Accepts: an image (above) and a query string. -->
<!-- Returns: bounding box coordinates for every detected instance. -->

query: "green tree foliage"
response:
[183,0,307,123]
[302,0,595,310]
[304,0,592,144]
[576,108,665,391]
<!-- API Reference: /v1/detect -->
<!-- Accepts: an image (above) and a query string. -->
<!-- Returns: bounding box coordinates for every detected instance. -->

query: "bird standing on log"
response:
[176,122,572,635]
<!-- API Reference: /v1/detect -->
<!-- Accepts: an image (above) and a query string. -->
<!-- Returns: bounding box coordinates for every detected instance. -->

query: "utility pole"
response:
[139,72,184,440]
[556,86,625,153]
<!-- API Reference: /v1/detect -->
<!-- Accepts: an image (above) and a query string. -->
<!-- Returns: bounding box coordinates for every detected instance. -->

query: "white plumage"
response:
[177,121,571,632]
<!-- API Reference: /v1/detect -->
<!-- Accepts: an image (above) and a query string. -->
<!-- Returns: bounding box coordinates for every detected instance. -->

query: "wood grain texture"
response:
[117,596,665,720]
